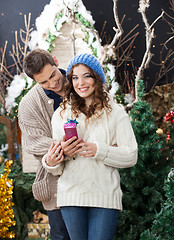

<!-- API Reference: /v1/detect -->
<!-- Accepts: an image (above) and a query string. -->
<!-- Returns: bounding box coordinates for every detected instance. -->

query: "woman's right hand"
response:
[46,142,64,167]
[61,135,84,157]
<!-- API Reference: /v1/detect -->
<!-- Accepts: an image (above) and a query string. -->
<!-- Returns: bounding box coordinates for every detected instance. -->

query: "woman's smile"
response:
[78,87,90,92]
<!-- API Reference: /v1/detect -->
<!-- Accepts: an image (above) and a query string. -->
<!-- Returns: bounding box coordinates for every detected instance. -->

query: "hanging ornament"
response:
[156,128,163,135]
[166,133,171,143]
[0,155,4,165]
[172,118,174,125]
[164,112,173,121]
[53,56,58,66]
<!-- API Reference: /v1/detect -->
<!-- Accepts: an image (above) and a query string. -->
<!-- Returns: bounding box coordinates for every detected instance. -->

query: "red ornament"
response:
[166,133,171,141]
[164,113,173,121]
[53,56,59,66]
[172,118,174,125]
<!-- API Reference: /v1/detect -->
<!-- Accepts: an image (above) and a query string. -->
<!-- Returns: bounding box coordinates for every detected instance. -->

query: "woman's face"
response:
[72,64,95,106]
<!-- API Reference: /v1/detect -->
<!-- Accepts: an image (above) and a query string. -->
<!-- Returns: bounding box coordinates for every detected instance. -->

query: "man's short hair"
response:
[23,49,56,79]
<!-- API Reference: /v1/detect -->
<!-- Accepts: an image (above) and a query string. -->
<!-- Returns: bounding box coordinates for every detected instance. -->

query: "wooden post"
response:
[0,115,15,160]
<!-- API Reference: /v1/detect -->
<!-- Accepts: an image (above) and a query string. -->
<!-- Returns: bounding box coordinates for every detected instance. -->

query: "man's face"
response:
[33,64,65,95]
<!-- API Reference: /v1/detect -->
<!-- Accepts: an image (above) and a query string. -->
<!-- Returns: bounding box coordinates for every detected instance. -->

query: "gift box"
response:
[64,119,78,140]
[27,222,50,238]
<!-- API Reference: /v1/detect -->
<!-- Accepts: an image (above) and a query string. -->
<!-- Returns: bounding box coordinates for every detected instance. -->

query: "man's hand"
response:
[61,135,84,157]
[46,142,64,166]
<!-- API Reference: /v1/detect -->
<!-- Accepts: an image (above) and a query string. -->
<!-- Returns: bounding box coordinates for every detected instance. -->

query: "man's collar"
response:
[43,88,53,96]
[59,68,66,75]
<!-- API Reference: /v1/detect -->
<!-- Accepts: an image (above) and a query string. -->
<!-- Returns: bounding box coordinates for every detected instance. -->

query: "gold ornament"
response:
[156,128,163,135]
[0,155,4,165]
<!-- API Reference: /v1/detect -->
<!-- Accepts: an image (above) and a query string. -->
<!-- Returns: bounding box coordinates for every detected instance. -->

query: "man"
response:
[18,49,81,240]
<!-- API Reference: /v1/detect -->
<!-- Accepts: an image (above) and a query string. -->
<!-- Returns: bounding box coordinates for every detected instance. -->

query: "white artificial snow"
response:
[0,144,8,153]
[28,0,95,51]
[138,0,150,12]
[5,74,33,111]
[55,16,66,32]
[29,1,61,50]
[28,31,39,50]
[109,81,119,95]
[38,39,50,51]
[168,168,174,181]
[106,63,115,81]
[77,1,95,25]
[88,32,96,46]
[124,93,134,105]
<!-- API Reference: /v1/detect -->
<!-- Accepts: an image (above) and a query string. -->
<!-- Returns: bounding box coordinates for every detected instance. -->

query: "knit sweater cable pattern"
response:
[42,95,138,211]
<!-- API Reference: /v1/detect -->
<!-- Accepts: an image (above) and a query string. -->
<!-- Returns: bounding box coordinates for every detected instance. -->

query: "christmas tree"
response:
[114,80,173,240]
[140,170,174,240]
[0,160,16,239]
[139,107,174,239]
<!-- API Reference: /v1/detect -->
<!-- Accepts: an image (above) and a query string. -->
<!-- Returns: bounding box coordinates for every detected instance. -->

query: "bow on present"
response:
[66,118,78,125]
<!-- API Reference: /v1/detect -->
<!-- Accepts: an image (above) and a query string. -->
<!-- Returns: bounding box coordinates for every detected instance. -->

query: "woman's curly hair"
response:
[60,64,112,120]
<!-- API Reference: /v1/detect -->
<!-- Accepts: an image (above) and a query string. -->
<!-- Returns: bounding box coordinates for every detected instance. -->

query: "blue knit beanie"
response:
[66,53,105,83]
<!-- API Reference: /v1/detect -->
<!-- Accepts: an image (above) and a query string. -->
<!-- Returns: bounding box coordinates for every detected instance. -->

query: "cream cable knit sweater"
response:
[42,95,138,211]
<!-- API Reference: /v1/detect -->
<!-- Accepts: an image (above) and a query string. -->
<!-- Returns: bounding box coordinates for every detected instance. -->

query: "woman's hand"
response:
[76,141,97,158]
[46,142,64,167]
[75,143,117,158]
[61,135,84,157]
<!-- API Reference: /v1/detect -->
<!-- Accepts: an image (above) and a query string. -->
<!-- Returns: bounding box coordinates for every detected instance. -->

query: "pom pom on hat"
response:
[66,53,105,83]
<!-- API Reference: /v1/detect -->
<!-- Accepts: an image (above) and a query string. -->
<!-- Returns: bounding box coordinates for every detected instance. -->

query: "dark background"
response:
[0,0,173,91]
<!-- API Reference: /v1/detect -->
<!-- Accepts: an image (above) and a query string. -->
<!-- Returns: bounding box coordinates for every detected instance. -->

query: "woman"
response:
[42,53,138,240]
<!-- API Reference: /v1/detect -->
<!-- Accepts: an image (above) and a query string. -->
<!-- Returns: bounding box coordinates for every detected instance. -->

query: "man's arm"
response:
[18,89,54,157]
[19,122,53,156]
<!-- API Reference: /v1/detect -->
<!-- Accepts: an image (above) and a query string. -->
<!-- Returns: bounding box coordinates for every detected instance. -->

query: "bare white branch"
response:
[99,0,124,65]
[1,41,8,71]
[134,1,164,101]
[110,0,124,47]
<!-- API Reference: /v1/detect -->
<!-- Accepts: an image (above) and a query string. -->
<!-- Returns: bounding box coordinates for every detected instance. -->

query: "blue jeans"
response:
[47,209,70,240]
[60,207,119,240]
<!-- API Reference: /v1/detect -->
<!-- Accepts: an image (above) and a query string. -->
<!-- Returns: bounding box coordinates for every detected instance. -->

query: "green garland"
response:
[54,11,64,30]
[46,31,56,52]
[75,13,93,29]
